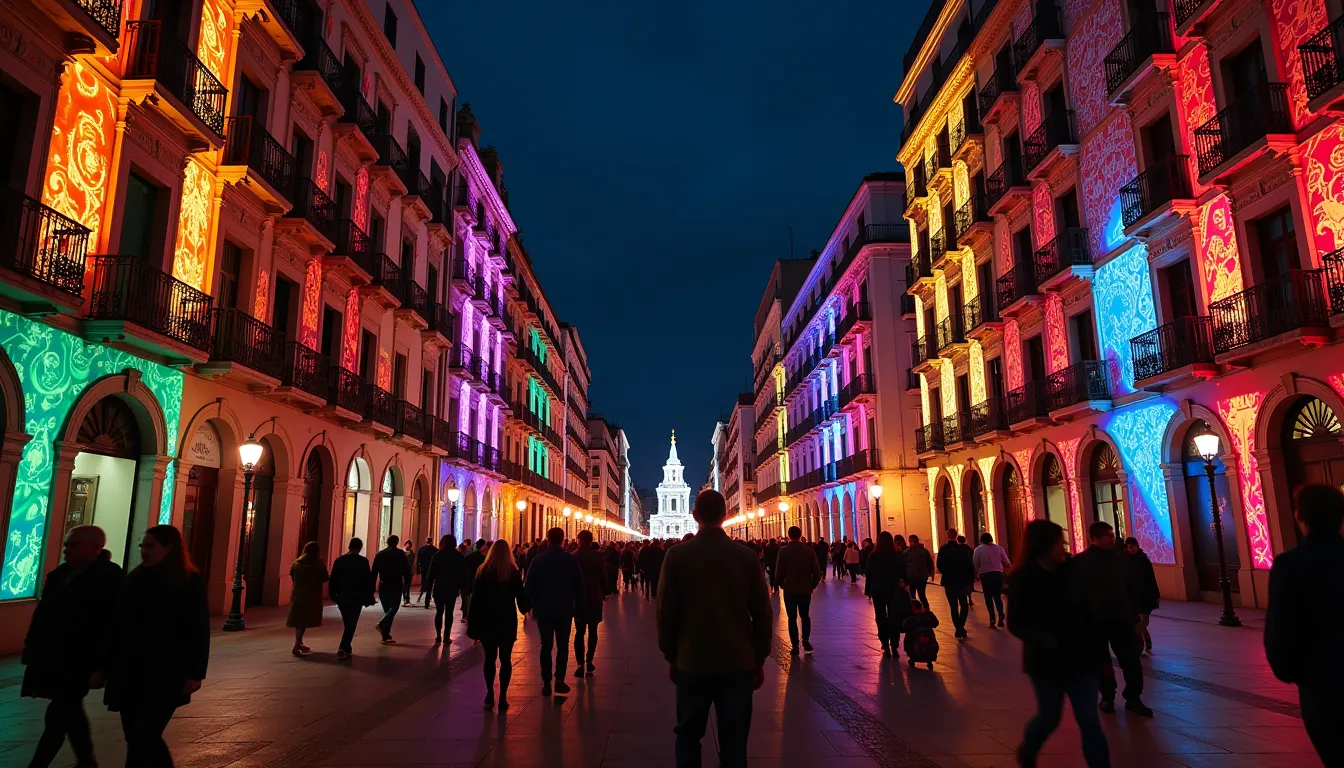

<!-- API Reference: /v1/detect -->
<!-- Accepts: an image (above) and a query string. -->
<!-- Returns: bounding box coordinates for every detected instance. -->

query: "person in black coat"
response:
[426,534,466,644]
[462,539,486,619]
[23,526,124,768]
[1008,520,1110,768]
[415,537,437,607]
[524,528,586,695]
[1124,537,1160,654]
[329,538,375,659]
[637,541,665,599]
[467,540,531,710]
[936,528,977,640]
[1072,521,1150,716]
[863,531,909,658]
[104,525,210,768]
[371,534,412,643]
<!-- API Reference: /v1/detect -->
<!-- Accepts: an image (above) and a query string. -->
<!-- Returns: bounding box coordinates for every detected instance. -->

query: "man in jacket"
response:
[329,538,374,659]
[371,535,412,644]
[905,534,935,609]
[461,539,486,620]
[574,530,610,677]
[812,538,829,581]
[937,528,977,640]
[426,535,466,644]
[658,491,771,768]
[763,537,781,593]
[1124,537,1159,653]
[1072,521,1152,716]
[23,525,124,768]
[416,537,437,608]
[525,528,586,695]
[775,525,823,655]
[1265,483,1344,766]
[639,540,666,599]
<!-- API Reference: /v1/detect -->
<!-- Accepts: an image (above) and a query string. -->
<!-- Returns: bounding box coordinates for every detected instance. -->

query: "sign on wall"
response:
[187,423,222,469]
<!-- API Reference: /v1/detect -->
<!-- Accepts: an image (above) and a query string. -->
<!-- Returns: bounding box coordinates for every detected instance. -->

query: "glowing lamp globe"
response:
[563,506,572,517]
[238,439,264,471]
[869,484,883,500]
[777,500,789,513]
[1194,429,1221,463]
[515,499,527,512]
[447,488,461,503]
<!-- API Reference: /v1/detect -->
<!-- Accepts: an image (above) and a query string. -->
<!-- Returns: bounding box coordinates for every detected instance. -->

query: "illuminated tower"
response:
[650,431,695,538]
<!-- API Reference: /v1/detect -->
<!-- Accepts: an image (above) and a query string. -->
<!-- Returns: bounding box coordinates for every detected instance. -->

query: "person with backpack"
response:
[904,534,935,609]
[902,599,940,669]
[937,528,976,640]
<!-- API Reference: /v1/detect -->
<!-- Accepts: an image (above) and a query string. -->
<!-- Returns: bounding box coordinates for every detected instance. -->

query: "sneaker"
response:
[574,668,585,678]
[790,646,800,656]
[298,644,311,653]
[336,649,350,660]
[483,693,494,709]
[403,600,411,606]
[1125,699,1155,718]
[542,683,552,697]
[998,618,1006,628]
[433,635,441,645]
[554,681,571,695]
[1099,698,1116,713]
[802,641,814,655]
[497,697,510,711]
[291,646,304,657]
[381,636,396,645]
[586,661,596,672]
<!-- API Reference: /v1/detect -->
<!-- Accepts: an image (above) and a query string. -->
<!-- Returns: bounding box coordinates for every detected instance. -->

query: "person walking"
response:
[401,540,417,606]
[763,537,781,593]
[657,490,771,768]
[467,540,531,710]
[462,539,486,621]
[844,541,861,583]
[937,528,976,640]
[23,525,123,768]
[620,542,636,593]
[973,532,1012,628]
[329,538,374,659]
[416,537,437,608]
[1265,483,1344,765]
[426,534,466,645]
[863,531,908,658]
[904,534,935,610]
[812,537,829,582]
[574,530,610,678]
[286,542,328,656]
[640,539,666,599]
[1008,520,1111,768]
[1124,537,1159,654]
[371,534,411,644]
[524,527,585,696]
[104,525,210,768]
[775,525,823,655]
[1072,521,1152,716]
[859,538,873,582]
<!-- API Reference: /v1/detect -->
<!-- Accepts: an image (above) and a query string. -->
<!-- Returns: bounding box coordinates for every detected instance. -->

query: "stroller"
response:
[902,600,940,669]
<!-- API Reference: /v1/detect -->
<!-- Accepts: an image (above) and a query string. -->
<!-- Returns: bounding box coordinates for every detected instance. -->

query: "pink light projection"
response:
[1012,448,1036,520]
[1198,195,1244,303]
[1011,5,1030,38]
[1045,294,1069,374]
[1064,0,1120,137]
[1179,45,1217,196]
[1078,111,1136,258]
[1033,183,1055,247]
[1271,0,1329,126]
[1216,392,1274,569]
[1301,123,1344,255]
[353,167,370,230]
[1329,373,1344,400]
[299,260,321,349]
[316,150,330,193]
[1058,437,1084,552]
[994,219,1012,273]
[1004,320,1024,390]
[1021,82,1042,139]
[341,288,360,370]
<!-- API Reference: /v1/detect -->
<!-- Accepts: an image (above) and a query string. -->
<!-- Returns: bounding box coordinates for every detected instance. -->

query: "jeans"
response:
[29,695,95,767]
[909,578,929,609]
[1136,612,1151,649]
[120,704,178,767]
[574,617,599,666]
[434,592,457,638]
[536,616,573,683]
[648,573,661,599]
[377,587,402,639]
[337,600,362,652]
[674,670,756,768]
[418,572,432,606]
[483,640,515,698]
[945,585,970,635]
[981,572,1006,624]
[872,597,893,649]
[1301,684,1344,765]
[402,578,411,604]
[782,592,812,649]
[1098,623,1144,702]
[1021,675,1110,767]
[848,564,859,583]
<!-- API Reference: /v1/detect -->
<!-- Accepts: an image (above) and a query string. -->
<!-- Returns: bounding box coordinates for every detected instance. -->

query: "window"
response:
[383,2,398,46]
[1071,309,1097,361]
[236,75,267,123]
[1090,442,1126,537]
[393,352,407,398]
[439,98,450,135]
[360,329,377,382]
[1013,227,1034,268]
[321,305,341,360]
[290,129,314,179]
[273,276,297,341]
[1255,206,1299,281]
[1163,259,1198,320]
[1025,335,1046,382]
[0,76,38,189]
[120,172,162,261]
[218,242,241,310]
[1222,38,1267,98]
[414,55,425,94]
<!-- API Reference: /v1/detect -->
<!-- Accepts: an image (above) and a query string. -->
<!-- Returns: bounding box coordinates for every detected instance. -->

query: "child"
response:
[902,599,940,669]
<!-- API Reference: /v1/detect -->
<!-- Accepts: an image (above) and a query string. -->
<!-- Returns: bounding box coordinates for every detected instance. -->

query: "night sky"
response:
[416,0,916,493]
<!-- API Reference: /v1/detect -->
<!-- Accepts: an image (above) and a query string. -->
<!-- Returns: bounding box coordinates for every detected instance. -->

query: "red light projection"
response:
[1271,0,1328,126]
[254,269,269,321]
[299,260,321,349]
[1004,319,1024,390]
[353,167,370,229]
[1012,448,1036,521]
[1058,437,1084,551]
[197,0,234,81]
[1063,0,1120,137]
[1197,195,1243,303]
[316,150,330,193]
[1021,82,1042,140]
[1033,183,1055,247]
[1216,392,1273,569]
[1179,45,1217,196]
[1045,294,1069,374]
[377,348,392,391]
[1301,123,1344,255]
[994,219,1012,273]
[42,62,116,250]
[342,288,360,370]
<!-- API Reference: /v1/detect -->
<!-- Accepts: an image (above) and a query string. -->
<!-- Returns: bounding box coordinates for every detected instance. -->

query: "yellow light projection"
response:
[172,159,212,290]
[940,359,956,417]
[934,273,949,322]
[926,466,940,536]
[976,456,997,538]
[197,0,234,81]
[928,192,943,234]
[953,163,970,208]
[42,61,116,249]
[969,341,987,404]
[914,295,926,337]
[961,249,977,296]
[948,464,965,532]
[919,375,930,423]
[908,217,920,258]
[948,100,964,138]
[254,269,269,321]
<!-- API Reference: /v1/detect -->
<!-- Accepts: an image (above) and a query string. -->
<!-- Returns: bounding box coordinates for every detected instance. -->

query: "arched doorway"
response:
[842,492,856,541]
[299,447,327,554]
[1041,453,1069,547]
[966,470,986,542]
[936,476,956,535]
[411,475,430,550]
[182,422,223,584]
[344,457,371,545]
[481,487,495,542]
[66,397,145,568]
[1183,419,1239,594]
[244,438,278,607]
[1283,396,1344,545]
[1089,442,1126,538]
[463,482,478,542]
[380,467,403,545]
[999,462,1027,559]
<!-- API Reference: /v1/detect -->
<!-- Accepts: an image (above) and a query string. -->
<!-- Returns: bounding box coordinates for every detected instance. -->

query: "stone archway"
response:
[481,486,494,542]
[995,459,1028,560]
[1271,393,1344,549]
[935,475,956,537]
[379,465,405,547]
[965,469,987,543]
[1256,377,1344,560]
[0,347,30,587]
[463,481,478,543]
[411,473,431,550]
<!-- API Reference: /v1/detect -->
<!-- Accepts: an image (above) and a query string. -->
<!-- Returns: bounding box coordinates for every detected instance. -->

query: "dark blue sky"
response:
[417,0,916,492]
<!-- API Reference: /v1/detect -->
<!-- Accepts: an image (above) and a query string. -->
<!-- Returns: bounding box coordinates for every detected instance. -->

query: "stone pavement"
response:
[0,575,1321,767]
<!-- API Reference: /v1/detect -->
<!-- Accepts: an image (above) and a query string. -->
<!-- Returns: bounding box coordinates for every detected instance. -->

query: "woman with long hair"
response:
[286,541,329,655]
[466,539,530,710]
[863,531,910,657]
[104,525,210,767]
[1007,520,1110,767]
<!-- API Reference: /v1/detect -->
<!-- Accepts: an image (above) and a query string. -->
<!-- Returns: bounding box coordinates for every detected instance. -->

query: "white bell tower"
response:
[650,430,696,538]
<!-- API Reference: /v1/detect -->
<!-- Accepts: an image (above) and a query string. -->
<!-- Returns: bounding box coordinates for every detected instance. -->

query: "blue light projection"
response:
[1093,244,1156,396]
[1104,398,1178,564]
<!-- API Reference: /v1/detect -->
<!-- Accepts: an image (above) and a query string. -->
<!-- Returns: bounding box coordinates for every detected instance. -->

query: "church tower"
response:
[650,431,696,538]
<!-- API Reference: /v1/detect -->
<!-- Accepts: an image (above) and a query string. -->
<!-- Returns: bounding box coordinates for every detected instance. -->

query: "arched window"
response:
[1090,443,1125,538]
[1041,453,1070,545]
[1284,397,1344,545]
[1001,463,1026,557]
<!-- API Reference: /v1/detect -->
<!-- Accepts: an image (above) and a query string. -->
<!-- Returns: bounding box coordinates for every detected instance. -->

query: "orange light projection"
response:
[354,168,370,229]
[299,260,321,348]
[377,348,392,390]
[1302,123,1344,255]
[254,269,269,321]
[342,288,360,370]
[1012,448,1036,521]
[1058,437,1084,552]
[197,0,234,81]
[1198,195,1244,303]
[172,158,212,290]
[42,62,116,249]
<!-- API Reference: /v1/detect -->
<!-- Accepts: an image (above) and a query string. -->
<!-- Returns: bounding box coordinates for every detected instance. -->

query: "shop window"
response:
[1090,442,1126,537]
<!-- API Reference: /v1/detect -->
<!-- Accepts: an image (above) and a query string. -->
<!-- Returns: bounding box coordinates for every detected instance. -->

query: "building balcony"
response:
[452,433,503,475]
[936,313,968,355]
[424,416,452,457]
[835,301,872,344]
[986,161,1030,216]
[235,0,309,58]
[402,168,434,220]
[1013,6,1064,82]
[944,413,972,449]
[1033,228,1093,291]
[1325,246,1344,315]
[965,290,1001,340]
[908,252,935,293]
[996,263,1042,317]
[0,188,88,311]
[334,85,379,163]
[450,256,475,288]
[978,63,1019,126]
[905,165,928,215]
[270,342,328,408]
[951,114,984,164]
[1302,16,1344,110]
[784,411,818,448]
[322,219,375,284]
[200,308,283,387]
[279,178,338,250]
[393,400,427,447]
[906,369,921,394]
[363,254,404,310]
[1174,0,1220,35]
[1119,155,1196,236]
[838,373,876,412]
[930,228,952,270]
[901,293,916,317]
[36,0,121,56]
[754,441,780,470]
[934,133,953,177]
[1024,110,1079,181]
[292,35,343,116]
[1210,270,1331,363]
[421,304,454,349]
[449,345,483,381]
[755,479,787,504]
[369,133,410,196]
[1131,316,1218,390]
[1046,360,1112,419]
[317,366,365,423]
[912,333,939,374]
[1006,380,1051,431]
[1194,83,1294,183]
[915,422,946,457]
[395,280,430,330]
[922,156,937,198]
[954,194,993,253]
[969,398,1011,441]
[835,448,881,480]
[362,385,397,436]
[221,117,295,211]
[85,255,214,363]
[425,185,449,233]
[123,21,228,146]
[1104,14,1176,104]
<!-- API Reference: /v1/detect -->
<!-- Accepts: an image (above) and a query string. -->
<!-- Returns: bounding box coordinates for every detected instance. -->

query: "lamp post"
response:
[447,487,461,539]
[563,506,572,539]
[869,484,884,538]
[223,437,264,632]
[1193,428,1242,628]
[777,500,789,538]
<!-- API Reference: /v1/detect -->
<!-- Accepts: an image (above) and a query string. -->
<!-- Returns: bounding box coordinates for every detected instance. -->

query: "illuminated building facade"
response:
[898,0,1344,606]
[584,414,627,538]
[721,394,760,536]
[650,432,696,538]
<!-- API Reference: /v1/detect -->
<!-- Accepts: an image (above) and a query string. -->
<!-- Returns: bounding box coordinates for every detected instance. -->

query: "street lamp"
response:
[869,484,884,537]
[515,498,528,542]
[1193,427,1241,627]
[563,506,572,538]
[223,437,265,632]
[447,487,461,536]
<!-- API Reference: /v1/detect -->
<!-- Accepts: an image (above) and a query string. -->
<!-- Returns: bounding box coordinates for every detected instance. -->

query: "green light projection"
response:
[0,310,184,599]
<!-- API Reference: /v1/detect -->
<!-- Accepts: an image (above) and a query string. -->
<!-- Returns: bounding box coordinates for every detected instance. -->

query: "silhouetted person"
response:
[1073,521,1151,717]
[401,540,417,606]
[658,491,771,768]
[416,537,437,607]
[812,537,829,581]
[329,538,374,659]
[904,534,935,609]
[763,537,780,592]
[104,525,210,768]
[974,532,1012,628]
[1265,483,1344,766]
[574,530,611,677]
[524,527,585,695]
[467,540,530,710]
[426,534,466,645]
[462,539,486,619]
[371,534,411,644]
[864,530,908,657]
[775,525,822,655]
[1124,537,1159,653]
[23,525,123,768]
[937,528,976,640]
[640,540,666,599]
[286,541,328,656]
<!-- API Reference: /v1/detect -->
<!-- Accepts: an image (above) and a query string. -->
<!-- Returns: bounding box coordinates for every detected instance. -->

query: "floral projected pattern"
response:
[1079,112,1136,259]
[1198,195,1244,302]
[42,62,116,249]
[1093,244,1155,395]
[994,219,1012,272]
[1004,320,1024,390]
[1033,183,1055,247]
[1021,82,1042,139]
[1012,448,1036,520]
[354,168,371,229]
[342,289,360,370]
[197,0,234,81]
[1179,44,1217,197]
[948,464,965,530]
[926,466,941,534]
[1271,0,1328,125]
[172,159,212,291]
[377,349,392,390]
[1106,398,1178,563]
[1301,123,1344,256]
[1330,372,1344,400]
[1045,294,1069,374]
[976,456,997,537]
[935,273,949,322]
[316,150,330,193]
[954,163,970,207]
[1064,0,1119,136]
[299,261,322,349]
[969,340,987,404]
[1216,392,1274,569]
[254,270,269,322]
[1058,438,1084,551]
[0,309,184,599]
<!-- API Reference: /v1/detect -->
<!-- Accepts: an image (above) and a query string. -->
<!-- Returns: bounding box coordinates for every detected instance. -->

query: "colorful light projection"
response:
[1106,398,1178,564]
[1301,123,1344,256]
[969,341,987,405]
[1045,294,1069,374]
[934,273,949,322]
[1079,112,1136,259]
[42,61,116,249]
[0,309,184,599]
[953,163,970,208]
[353,168,371,229]
[1062,0,1120,138]
[947,464,965,532]
[976,455,997,538]
[316,150,331,193]
[253,269,269,321]
[1093,244,1156,395]
[377,348,392,391]
[1021,82,1042,139]
[1011,448,1036,520]
[1198,195,1244,302]
[299,260,322,349]
[1329,373,1344,400]
[926,466,941,535]
[341,288,360,370]
[994,219,1012,272]
[1215,392,1274,569]
[1058,437,1084,551]
[171,159,212,290]
[1271,0,1328,126]
[197,0,234,81]
[1004,320,1024,390]
[919,374,931,424]
[1033,183,1055,248]
[1178,45,1217,196]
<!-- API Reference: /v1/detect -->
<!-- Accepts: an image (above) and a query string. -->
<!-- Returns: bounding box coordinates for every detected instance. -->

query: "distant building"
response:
[649,432,696,538]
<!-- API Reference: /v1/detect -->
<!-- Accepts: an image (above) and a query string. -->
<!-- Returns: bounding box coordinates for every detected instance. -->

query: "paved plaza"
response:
[0,579,1319,767]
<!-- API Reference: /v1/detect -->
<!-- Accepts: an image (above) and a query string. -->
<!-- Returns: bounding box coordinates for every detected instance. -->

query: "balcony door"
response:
[236,75,268,125]
[1164,258,1199,320]
[119,172,165,263]
[1071,309,1097,362]
[360,329,377,383]
[291,130,314,181]
[1255,206,1300,282]
[1222,38,1267,98]
[955,374,971,420]
[1043,83,1067,126]
[1182,420,1239,593]
[146,0,191,42]
[342,54,361,93]
[217,242,241,311]
[1004,130,1023,180]
[272,275,298,343]
[321,305,340,360]
[1142,113,1177,169]
[1025,335,1046,382]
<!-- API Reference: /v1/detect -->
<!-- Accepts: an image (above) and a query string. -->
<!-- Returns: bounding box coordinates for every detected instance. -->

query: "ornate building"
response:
[650,432,696,538]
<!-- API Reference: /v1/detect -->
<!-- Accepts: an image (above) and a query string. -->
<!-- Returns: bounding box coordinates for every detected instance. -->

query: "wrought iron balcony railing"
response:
[327,366,365,413]
[124,21,228,135]
[270,0,311,42]
[834,301,871,340]
[985,160,1026,210]
[296,34,342,93]
[1209,270,1329,352]
[427,304,454,338]
[943,413,967,446]
[282,342,329,400]
[1045,360,1111,411]
[223,116,295,200]
[290,177,338,243]
[0,188,89,296]
[1194,83,1293,177]
[968,398,1008,438]
[337,84,379,139]
[1104,14,1175,94]
[1006,380,1050,424]
[978,62,1018,119]
[1131,316,1215,382]
[835,448,881,479]
[74,0,122,40]
[1032,228,1092,286]
[837,373,875,409]
[211,308,283,378]
[334,219,375,273]
[916,422,945,454]
[964,290,997,332]
[1119,155,1193,228]
[955,194,990,240]
[371,253,403,296]
[1302,16,1344,99]
[396,400,427,442]
[951,113,982,156]
[372,133,411,181]
[936,314,965,352]
[401,280,430,322]
[88,255,214,351]
[1174,0,1210,26]
[1013,6,1064,69]
[996,262,1037,311]
[366,385,397,426]
[1325,246,1344,314]
[1023,110,1077,175]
